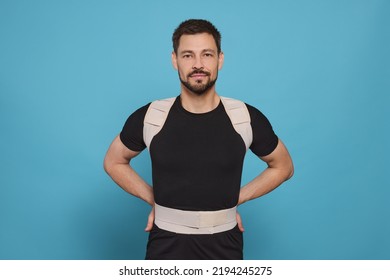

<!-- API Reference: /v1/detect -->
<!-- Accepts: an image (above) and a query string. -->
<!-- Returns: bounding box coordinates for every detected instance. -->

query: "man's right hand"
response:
[144,206,155,232]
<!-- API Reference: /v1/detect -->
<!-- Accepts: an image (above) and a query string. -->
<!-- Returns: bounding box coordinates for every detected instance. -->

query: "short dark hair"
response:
[172,19,221,54]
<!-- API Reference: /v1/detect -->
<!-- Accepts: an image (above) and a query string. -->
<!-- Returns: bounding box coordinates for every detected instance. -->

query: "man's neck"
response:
[180,88,220,114]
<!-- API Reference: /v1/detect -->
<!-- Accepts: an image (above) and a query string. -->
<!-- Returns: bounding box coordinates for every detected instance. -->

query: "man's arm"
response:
[103,135,155,230]
[238,139,294,205]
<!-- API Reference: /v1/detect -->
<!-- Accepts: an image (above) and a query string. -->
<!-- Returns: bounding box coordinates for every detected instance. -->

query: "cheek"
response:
[210,64,219,77]
[177,67,188,80]
[206,60,219,73]
[177,64,191,77]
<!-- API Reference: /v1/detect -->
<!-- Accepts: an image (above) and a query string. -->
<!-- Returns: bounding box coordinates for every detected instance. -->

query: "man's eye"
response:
[183,54,192,58]
[204,53,213,57]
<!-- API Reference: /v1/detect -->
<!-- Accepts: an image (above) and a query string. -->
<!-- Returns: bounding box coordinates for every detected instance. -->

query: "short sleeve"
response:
[119,103,150,152]
[246,104,279,157]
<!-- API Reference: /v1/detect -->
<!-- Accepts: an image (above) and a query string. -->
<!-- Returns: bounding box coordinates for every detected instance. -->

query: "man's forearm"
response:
[238,166,293,205]
[105,162,154,206]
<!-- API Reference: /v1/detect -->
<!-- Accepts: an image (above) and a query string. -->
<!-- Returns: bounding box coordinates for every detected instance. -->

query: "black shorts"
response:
[145,223,243,260]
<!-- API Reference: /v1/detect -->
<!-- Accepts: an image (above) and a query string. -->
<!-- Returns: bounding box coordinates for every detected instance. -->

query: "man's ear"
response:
[172,51,178,70]
[218,51,224,70]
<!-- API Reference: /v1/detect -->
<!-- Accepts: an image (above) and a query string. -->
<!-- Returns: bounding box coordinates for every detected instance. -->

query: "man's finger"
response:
[145,207,155,232]
[236,212,245,232]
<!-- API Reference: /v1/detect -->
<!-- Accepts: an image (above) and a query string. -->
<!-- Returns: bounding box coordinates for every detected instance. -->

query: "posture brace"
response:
[143,96,252,234]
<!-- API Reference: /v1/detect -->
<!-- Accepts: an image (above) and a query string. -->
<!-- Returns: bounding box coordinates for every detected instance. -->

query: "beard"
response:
[179,69,218,96]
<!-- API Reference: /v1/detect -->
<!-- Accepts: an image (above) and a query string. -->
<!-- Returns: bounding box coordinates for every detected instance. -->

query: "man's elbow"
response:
[285,160,294,181]
[103,156,114,176]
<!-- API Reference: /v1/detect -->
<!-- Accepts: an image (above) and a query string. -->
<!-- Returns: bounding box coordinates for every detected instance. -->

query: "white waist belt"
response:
[154,203,237,234]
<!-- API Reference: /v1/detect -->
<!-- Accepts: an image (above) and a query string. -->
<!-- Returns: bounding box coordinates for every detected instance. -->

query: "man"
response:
[104,19,293,260]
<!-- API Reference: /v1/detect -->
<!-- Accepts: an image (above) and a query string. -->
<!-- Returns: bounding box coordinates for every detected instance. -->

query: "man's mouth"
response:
[191,74,207,78]
[189,71,210,78]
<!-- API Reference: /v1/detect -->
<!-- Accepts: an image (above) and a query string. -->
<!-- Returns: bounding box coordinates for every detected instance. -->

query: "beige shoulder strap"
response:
[143,97,176,149]
[143,96,252,150]
[220,96,253,150]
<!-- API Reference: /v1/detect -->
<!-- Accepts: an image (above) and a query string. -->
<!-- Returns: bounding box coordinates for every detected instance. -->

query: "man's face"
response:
[172,33,224,95]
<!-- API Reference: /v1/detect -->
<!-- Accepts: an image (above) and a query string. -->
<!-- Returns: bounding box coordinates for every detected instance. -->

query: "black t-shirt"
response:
[120,96,278,211]
[120,96,278,259]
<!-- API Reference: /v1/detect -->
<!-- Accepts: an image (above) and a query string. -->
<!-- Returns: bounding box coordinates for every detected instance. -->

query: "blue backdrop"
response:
[0,0,389,260]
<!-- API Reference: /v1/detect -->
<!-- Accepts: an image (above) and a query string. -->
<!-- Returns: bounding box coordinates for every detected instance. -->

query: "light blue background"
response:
[1,0,389,260]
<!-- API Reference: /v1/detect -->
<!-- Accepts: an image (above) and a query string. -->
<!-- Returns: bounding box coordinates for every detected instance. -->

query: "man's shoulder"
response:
[220,96,258,111]
[220,96,263,117]
[148,97,177,110]
[219,97,272,126]
[220,96,253,150]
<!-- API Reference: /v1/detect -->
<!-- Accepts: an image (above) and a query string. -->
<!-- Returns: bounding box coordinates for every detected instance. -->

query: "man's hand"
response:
[236,211,245,232]
[145,206,155,232]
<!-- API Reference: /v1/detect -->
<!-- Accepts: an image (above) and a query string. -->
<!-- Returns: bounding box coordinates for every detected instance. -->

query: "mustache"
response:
[188,69,211,77]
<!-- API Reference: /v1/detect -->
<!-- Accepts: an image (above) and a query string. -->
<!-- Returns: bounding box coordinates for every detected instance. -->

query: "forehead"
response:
[178,33,218,52]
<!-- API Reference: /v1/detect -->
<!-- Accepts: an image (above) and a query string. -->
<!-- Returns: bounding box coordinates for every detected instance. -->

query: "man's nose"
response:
[192,56,204,69]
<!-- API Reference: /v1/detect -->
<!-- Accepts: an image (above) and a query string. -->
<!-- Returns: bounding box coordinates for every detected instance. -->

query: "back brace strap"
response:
[154,203,237,234]
[143,96,252,150]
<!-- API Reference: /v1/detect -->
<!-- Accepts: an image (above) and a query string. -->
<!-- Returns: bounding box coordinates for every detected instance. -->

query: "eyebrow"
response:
[179,49,217,55]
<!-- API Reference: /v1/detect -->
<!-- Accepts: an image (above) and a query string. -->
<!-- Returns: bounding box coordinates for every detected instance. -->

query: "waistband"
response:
[154,203,237,234]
